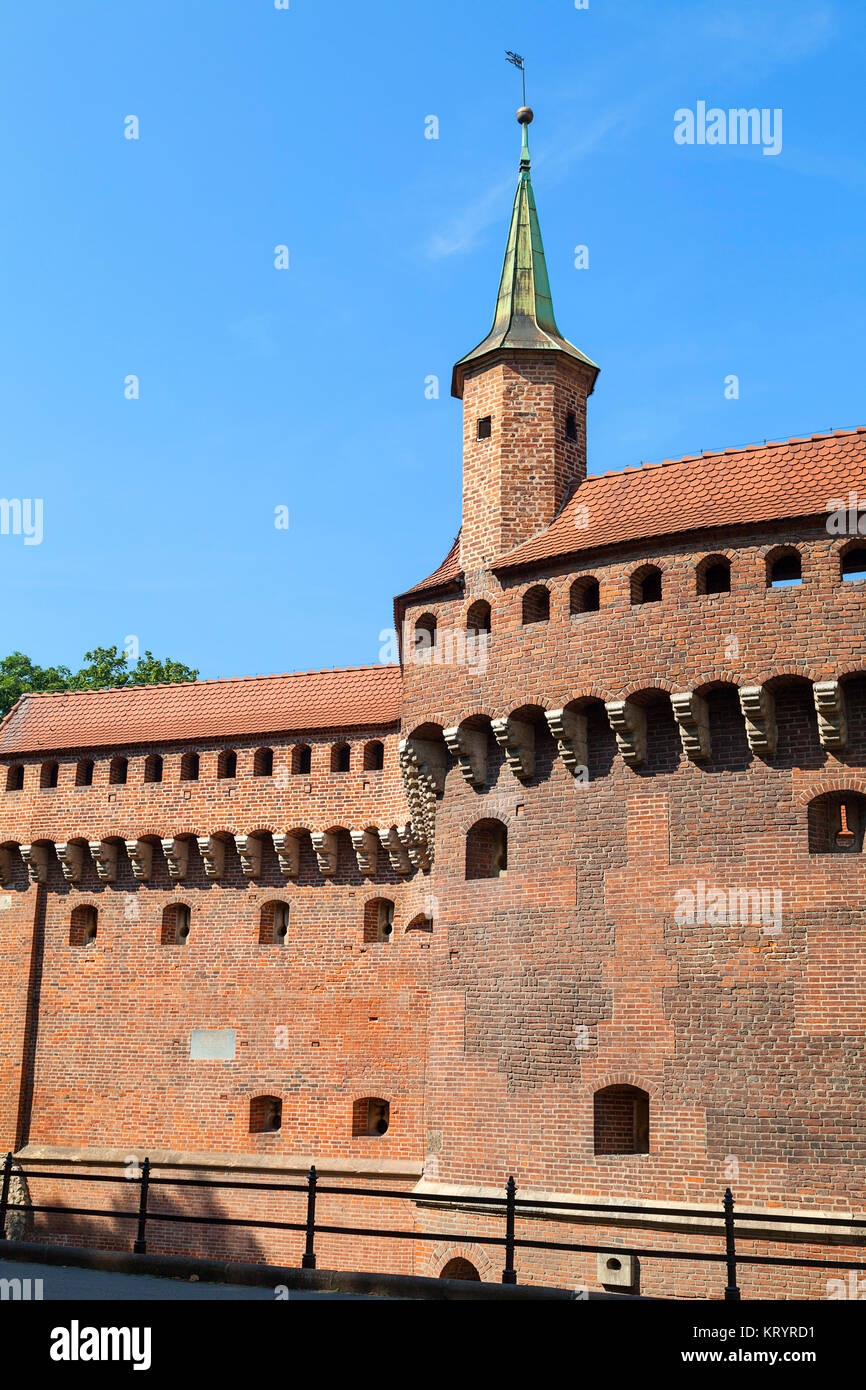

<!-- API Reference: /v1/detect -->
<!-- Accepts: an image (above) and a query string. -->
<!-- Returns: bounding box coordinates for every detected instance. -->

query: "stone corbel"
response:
[491,717,535,781]
[739,685,777,756]
[0,846,14,886]
[56,841,85,883]
[273,832,301,878]
[545,707,588,775]
[399,824,430,873]
[671,691,711,762]
[383,826,412,877]
[350,829,379,877]
[443,725,487,788]
[235,834,263,879]
[605,699,647,768]
[813,679,848,751]
[197,836,225,880]
[126,839,154,882]
[21,843,50,884]
[89,840,118,883]
[400,737,447,795]
[311,831,337,878]
[162,837,189,881]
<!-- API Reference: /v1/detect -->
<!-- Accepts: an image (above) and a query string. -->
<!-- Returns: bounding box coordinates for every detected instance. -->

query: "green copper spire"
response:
[451,109,598,398]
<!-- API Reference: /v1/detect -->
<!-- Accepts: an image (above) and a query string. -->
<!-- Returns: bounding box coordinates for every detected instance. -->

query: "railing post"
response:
[302,1164,317,1269]
[0,1152,12,1241]
[133,1157,150,1255]
[501,1175,517,1284]
[723,1187,740,1301]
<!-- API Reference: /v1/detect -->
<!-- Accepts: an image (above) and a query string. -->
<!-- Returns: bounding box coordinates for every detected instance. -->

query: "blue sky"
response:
[0,0,863,681]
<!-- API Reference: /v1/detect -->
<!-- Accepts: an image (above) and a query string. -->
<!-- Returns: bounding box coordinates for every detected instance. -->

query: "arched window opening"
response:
[217,749,237,779]
[522,585,550,625]
[767,549,802,588]
[363,740,384,772]
[631,566,662,606]
[180,752,200,781]
[413,613,437,659]
[697,556,731,595]
[109,756,128,785]
[40,761,59,789]
[75,759,94,787]
[249,1095,282,1134]
[406,913,433,934]
[331,742,351,773]
[144,754,163,784]
[841,546,866,582]
[466,600,491,635]
[259,901,290,945]
[292,744,312,775]
[69,905,98,948]
[465,819,508,880]
[808,792,866,854]
[6,765,24,791]
[440,1258,481,1282]
[593,1085,650,1155]
[352,1097,389,1137]
[161,902,191,945]
[364,897,395,943]
[569,576,600,614]
[253,747,274,777]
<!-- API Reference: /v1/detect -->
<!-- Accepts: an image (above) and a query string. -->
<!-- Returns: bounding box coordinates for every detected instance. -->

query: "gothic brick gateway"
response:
[1,112,864,1297]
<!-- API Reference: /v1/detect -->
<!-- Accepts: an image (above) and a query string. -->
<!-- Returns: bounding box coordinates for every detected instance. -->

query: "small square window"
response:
[476,415,492,440]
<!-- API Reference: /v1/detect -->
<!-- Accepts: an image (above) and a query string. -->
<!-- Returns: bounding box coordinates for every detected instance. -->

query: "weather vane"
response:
[505,50,526,106]
[505,50,532,128]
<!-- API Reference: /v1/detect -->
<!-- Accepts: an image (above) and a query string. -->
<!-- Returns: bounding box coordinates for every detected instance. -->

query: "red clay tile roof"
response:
[0,666,402,756]
[398,533,462,597]
[495,428,866,572]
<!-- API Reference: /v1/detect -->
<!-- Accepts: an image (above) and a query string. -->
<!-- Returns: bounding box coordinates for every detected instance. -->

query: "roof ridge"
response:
[588,426,866,482]
[15,664,399,702]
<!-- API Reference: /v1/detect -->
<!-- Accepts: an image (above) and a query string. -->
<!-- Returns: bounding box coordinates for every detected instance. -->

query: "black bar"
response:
[724,1187,740,1301]
[301,1164,317,1269]
[8,1157,866,1291]
[16,1162,866,1229]
[133,1156,150,1255]
[502,1175,517,1284]
[0,1152,12,1240]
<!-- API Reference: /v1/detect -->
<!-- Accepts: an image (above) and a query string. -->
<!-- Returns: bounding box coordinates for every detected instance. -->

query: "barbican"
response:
[1,111,864,1298]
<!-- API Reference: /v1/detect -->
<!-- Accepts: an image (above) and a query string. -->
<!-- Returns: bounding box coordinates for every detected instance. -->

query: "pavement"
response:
[0,1259,372,1300]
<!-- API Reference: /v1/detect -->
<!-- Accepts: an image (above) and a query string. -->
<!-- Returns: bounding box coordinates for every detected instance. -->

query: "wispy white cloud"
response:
[424,106,637,261]
[700,2,837,68]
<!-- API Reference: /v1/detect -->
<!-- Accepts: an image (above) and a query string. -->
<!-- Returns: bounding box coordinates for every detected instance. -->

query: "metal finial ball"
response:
[516,106,534,125]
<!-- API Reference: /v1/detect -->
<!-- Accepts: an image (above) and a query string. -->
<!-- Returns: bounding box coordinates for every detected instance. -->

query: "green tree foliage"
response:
[0,647,199,718]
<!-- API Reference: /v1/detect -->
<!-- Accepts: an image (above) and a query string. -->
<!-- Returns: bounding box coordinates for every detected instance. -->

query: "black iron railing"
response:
[1,1151,865,1298]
